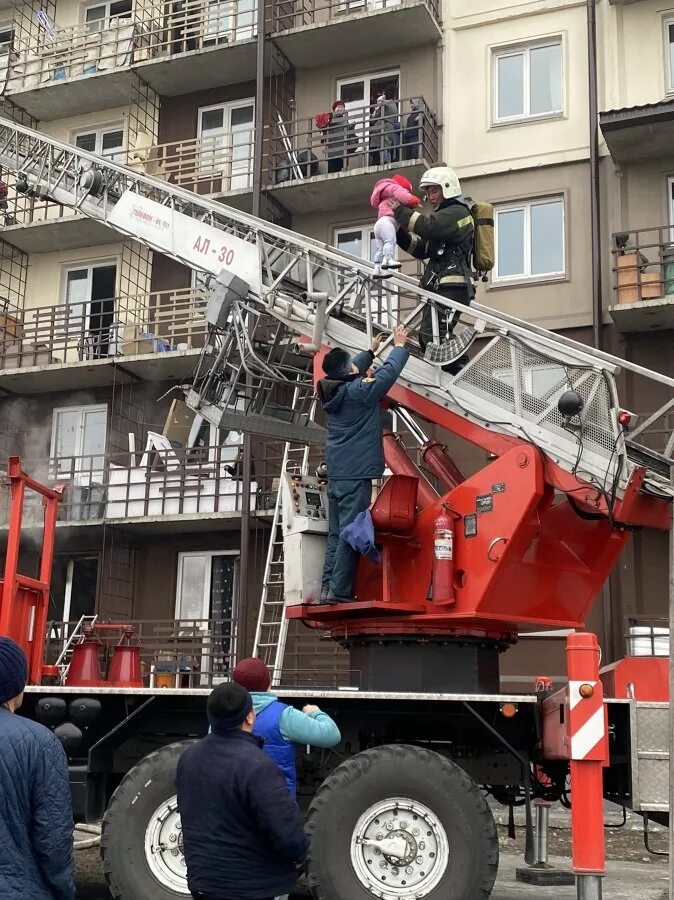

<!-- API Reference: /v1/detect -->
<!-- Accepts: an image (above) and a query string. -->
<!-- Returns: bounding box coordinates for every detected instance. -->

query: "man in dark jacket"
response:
[316,325,410,604]
[0,637,75,900]
[177,682,308,900]
[392,165,474,374]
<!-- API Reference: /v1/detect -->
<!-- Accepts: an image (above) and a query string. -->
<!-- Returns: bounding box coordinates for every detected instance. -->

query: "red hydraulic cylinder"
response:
[383,431,438,509]
[432,509,455,604]
[421,440,465,490]
[566,632,607,879]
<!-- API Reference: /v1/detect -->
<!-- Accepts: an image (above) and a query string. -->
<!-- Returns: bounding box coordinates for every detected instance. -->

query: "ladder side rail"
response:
[1,115,673,392]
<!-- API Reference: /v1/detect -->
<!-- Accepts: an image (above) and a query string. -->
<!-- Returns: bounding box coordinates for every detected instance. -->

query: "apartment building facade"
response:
[0,0,670,684]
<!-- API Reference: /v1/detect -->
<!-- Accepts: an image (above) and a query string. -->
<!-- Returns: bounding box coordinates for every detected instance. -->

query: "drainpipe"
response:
[587,0,603,350]
[251,0,266,219]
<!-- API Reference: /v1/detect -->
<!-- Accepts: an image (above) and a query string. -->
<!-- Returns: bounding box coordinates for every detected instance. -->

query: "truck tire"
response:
[101,741,192,899]
[306,744,498,900]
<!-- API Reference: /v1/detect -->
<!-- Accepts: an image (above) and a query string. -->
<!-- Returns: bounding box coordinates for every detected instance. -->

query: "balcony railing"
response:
[264,96,438,185]
[45,618,238,688]
[612,228,674,305]
[126,132,254,195]
[7,14,135,93]
[16,443,262,524]
[134,0,256,61]
[0,288,207,369]
[268,0,440,33]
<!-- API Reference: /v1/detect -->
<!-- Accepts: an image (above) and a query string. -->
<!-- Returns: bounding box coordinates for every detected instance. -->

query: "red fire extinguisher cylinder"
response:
[433,510,455,605]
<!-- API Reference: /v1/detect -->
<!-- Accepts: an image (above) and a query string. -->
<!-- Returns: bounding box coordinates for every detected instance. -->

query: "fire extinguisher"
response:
[433,508,455,605]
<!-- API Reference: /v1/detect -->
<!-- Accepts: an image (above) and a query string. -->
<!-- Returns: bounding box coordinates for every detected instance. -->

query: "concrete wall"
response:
[602,0,673,112]
[445,0,590,180]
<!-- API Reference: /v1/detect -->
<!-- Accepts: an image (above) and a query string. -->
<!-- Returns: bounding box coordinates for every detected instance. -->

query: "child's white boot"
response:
[372,264,392,279]
[383,257,401,270]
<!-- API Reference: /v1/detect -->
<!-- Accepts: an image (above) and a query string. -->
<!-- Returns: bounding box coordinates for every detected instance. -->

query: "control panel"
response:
[281,473,329,536]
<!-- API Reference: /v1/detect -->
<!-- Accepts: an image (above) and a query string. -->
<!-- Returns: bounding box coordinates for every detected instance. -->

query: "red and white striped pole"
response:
[567,632,607,900]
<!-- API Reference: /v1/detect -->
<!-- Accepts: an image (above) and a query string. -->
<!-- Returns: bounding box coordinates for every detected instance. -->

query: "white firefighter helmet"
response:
[419,166,462,200]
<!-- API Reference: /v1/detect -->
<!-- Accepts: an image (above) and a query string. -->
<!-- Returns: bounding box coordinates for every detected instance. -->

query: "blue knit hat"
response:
[0,637,27,704]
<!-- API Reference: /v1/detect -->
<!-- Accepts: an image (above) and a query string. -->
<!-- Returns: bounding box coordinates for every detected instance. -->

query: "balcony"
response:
[126,132,254,211]
[609,228,674,332]
[263,96,439,213]
[600,99,674,164]
[267,0,441,69]
[9,436,284,533]
[5,15,136,120]
[0,288,208,392]
[133,0,258,95]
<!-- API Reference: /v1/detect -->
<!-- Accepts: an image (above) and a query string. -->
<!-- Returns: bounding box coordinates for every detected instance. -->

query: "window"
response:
[176,551,238,683]
[51,556,99,627]
[73,125,124,162]
[62,262,118,358]
[197,101,254,190]
[493,41,562,123]
[0,24,13,54]
[493,363,570,402]
[334,224,398,325]
[84,0,132,32]
[51,404,107,482]
[494,197,565,282]
[666,19,674,93]
[337,70,400,156]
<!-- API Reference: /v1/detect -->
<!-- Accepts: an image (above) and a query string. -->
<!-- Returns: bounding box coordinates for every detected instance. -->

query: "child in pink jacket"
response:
[370,173,421,278]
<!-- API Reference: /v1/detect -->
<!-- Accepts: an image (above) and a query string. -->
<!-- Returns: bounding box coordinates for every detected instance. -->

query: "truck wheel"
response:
[306,744,498,900]
[101,741,192,899]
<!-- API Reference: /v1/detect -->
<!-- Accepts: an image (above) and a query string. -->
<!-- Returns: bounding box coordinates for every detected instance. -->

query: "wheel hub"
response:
[351,797,449,898]
[144,795,190,894]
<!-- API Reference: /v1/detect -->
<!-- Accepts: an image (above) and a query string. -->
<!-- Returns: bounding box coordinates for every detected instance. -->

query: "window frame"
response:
[82,0,132,28]
[50,403,108,481]
[492,39,564,126]
[492,196,566,285]
[71,123,125,162]
[665,17,674,95]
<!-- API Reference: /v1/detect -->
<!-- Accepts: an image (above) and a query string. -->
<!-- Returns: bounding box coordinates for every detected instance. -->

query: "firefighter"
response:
[316,325,410,604]
[391,165,475,374]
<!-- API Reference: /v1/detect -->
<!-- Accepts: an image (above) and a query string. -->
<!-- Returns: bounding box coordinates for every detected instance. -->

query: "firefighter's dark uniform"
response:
[395,198,474,373]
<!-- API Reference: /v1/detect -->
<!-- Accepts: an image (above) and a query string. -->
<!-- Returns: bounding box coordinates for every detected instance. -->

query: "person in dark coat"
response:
[0,637,75,900]
[177,682,308,900]
[324,100,357,174]
[392,165,475,374]
[315,326,410,604]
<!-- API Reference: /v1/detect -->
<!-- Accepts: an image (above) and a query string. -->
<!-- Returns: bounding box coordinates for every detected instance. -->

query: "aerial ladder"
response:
[0,116,673,691]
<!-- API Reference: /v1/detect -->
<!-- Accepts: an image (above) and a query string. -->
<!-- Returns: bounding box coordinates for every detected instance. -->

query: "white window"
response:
[669,176,674,227]
[197,101,254,190]
[51,404,107,482]
[337,70,400,155]
[493,363,570,402]
[0,24,13,54]
[62,261,118,358]
[84,0,132,32]
[73,125,124,162]
[176,550,239,683]
[493,41,562,124]
[334,224,398,326]
[494,197,565,283]
[666,19,674,93]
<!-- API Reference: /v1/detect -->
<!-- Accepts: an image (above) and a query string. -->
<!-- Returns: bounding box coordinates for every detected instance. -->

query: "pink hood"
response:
[370,178,420,218]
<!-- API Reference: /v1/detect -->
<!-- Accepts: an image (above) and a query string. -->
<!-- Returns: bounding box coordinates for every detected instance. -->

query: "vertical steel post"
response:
[567,632,606,900]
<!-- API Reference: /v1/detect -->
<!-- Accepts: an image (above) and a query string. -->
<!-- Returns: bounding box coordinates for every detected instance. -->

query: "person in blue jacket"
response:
[316,324,410,603]
[0,637,75,900]
[232,657,340,797]
[177,682,307,900]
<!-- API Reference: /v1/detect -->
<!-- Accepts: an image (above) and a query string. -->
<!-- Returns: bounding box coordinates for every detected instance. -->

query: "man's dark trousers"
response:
[323,478,372,598]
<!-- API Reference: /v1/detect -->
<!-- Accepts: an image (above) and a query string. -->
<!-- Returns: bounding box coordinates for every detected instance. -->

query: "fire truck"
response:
[0,117,672,900]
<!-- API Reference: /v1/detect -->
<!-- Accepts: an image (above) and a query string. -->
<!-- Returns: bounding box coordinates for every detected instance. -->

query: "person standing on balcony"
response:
[369,92,399,166]
[232,657,340,797]
[0,637,75,900]
[391,165,475,375]
[324,100,357,174]
[315,326,410,604]
[370,173,421,278]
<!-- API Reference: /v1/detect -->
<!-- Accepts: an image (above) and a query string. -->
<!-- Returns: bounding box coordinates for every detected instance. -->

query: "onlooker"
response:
[369,92,399,166]
[232,657,340,796]
[0,637,75,900]
[316,326,410,603]
[177,682,308,900]
[402,97,424,161]
[324,100,357,173]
